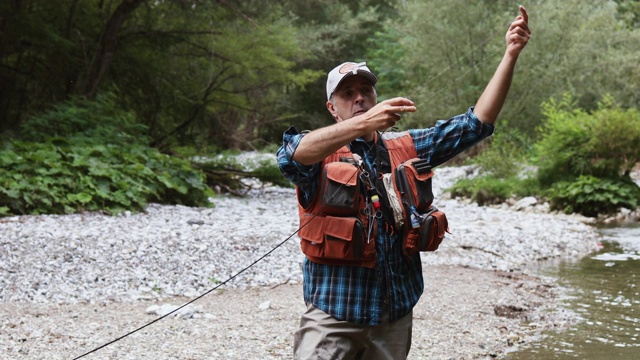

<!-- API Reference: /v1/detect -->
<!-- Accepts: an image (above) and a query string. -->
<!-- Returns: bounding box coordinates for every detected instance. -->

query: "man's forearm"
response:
[474,6,529,125]
[293,97,417,165]
[473,52,518,125]
[292,117,369,165]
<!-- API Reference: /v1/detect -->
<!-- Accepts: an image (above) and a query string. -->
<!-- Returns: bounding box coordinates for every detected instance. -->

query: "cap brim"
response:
[331,70,378,98]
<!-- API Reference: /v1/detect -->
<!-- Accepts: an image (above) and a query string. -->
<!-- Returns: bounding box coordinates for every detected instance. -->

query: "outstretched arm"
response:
[474,5,531,125]
[292,97,416,165]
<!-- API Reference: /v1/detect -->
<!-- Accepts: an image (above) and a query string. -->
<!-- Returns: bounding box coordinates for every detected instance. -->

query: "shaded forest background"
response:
[1,0,639,216]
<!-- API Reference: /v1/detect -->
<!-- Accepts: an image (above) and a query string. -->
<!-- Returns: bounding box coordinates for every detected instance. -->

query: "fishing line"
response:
[72,169,359,359]
[411,44,506,109]
[71,233,291,359]
[403,19,513,109]
[381,27,506,135]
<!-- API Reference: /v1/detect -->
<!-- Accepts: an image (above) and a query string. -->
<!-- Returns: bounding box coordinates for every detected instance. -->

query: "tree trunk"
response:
[78,0,145,98]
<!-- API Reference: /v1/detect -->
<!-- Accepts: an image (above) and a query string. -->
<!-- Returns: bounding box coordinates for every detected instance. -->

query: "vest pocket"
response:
[395,158,434,213]
[324,216,365,259]
[402,208,449,255]
[299,215,374,262]
[320,162,360,216]
[417,209,448,252]
[298,214,325,259]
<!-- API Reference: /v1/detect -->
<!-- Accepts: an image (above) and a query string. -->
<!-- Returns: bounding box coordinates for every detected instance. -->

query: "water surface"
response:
[507,223,640,359]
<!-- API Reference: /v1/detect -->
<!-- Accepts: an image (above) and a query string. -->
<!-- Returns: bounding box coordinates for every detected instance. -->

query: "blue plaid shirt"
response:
[277,106,493,325]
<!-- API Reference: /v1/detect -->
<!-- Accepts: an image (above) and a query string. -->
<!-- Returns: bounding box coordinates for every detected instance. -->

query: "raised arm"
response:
[474,6,531,125]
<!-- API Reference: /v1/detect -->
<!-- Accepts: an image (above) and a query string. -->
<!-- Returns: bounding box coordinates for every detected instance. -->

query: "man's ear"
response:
[326,100,338,120]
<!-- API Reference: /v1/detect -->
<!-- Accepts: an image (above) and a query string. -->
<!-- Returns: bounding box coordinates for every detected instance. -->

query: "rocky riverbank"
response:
[0,164,610,359]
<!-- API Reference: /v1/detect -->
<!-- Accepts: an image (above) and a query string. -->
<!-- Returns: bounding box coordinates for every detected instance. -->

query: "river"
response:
[508,222,640,359]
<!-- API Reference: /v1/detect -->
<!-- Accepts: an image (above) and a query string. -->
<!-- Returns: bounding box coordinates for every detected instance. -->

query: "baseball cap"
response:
[326,62,378,100]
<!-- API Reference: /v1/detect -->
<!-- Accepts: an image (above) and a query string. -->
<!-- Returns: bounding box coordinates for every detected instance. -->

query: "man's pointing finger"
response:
[519,5,528,24]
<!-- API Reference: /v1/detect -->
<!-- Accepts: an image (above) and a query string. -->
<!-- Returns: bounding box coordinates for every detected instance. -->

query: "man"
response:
[277,6,530,360]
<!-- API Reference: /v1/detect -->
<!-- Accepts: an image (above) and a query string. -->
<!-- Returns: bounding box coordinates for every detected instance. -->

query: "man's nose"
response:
[354,91,365,103]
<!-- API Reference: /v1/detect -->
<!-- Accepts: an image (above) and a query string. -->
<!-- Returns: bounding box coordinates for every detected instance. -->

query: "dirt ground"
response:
[1,265,571,360]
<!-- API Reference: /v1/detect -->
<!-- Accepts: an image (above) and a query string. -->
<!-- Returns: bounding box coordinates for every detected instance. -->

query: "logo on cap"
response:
[339,63,361,74]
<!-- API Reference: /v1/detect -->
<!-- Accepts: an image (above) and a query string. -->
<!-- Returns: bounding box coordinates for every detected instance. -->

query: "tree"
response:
[365,0,640,136]
[368,0,508,128]
[281,0,402,134]
[0,0,321,149]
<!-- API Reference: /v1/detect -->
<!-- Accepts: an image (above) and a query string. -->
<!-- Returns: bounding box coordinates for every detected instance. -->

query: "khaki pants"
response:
[293,304,412,360]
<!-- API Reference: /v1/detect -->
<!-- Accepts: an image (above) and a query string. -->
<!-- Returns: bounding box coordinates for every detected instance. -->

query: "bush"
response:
[448,121,537,205]
[536,94,640,185]
[0,141,213,216]
[470,121,531,179]
[449,175,539,206]
[18,92,150,146]
[0,94,214,216]
[534,94,640,216]
[549,176,640,217]
[449,176,511,205]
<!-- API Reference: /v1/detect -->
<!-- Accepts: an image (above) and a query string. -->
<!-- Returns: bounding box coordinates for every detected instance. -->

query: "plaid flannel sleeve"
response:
[276,126,320,206]
[409,106,495,167]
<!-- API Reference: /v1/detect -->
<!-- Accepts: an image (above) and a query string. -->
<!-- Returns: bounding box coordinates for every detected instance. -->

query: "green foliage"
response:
[536,94,640,186]
[3,0,640,213]
[449,176,510,206]
[470,122,531,178]
[1,93,213,216]
[366,23,410,100]
[549,176,640,217]
[251,160,293,188]
[18,92,149,146]
[0,141,213,216]
[282,0,402,135]
[3,0,640,147]
[375,0,508,128]
[448,121,537,205]
[449,174,541,206]
[368,0,640,135]
[534,94,640,216]
[514,0,640,132]
[448,94,640,218]
[449,175,539,206]
[615,0,640,29]
[149,2,323,149]
[0,0,87,132]
[0,0,323,149]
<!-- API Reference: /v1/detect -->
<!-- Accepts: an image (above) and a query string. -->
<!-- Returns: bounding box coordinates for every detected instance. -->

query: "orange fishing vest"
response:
[296,131,447,268]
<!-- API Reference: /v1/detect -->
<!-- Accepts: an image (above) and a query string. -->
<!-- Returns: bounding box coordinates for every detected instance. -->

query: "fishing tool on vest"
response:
[353,147,385,221]
[365,196,375,243]
[371,194,381,212]
[410,205,421,229]
[357,164,380,244]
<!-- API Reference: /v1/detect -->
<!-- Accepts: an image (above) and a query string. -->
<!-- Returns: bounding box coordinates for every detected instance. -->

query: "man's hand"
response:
[506,5,531,57]
[359,97,416,132]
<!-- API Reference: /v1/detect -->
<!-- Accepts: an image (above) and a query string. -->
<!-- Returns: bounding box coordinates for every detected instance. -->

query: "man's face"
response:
[327,75,377,122]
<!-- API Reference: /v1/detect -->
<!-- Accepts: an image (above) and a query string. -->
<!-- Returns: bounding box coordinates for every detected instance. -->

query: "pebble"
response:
[259,301,271,310]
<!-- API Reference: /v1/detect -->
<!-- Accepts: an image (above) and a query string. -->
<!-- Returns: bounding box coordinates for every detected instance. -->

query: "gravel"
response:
[0,160,605,359]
